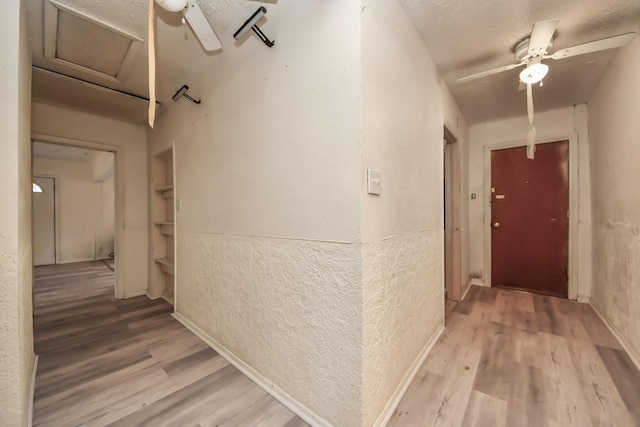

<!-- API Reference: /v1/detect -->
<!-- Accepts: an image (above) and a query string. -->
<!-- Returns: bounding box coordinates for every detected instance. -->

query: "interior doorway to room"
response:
[443,127,462,301]
[33,176,56,266]
[490,140,569,297]
[31,141,116,276]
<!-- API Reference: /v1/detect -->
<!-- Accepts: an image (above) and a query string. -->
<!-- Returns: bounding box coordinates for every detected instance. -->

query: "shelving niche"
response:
[151,147,175,304]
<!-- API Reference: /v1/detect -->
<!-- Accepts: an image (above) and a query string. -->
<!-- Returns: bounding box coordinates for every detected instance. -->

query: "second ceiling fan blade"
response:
[528,19,559,56]
[457,63,522,83]
[550,32,635,60]
[184,0,222,51]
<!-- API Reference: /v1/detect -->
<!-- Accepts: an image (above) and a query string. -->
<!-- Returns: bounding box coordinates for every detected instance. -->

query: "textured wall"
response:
[148,0,451,424]
[361,0,445,424]
[32,102,148,296]
[362,230,443,425]
[0,0,34,425]
[588,22,640,362]
[591,225,640,358]
[148,1,364,424]
[177,233,363,426]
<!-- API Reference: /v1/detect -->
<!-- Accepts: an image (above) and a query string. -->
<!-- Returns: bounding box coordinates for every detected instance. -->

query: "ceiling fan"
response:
[457,20,636,158]
[154,0,222,52]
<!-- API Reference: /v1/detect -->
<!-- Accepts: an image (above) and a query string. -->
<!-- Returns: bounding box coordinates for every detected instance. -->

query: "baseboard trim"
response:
[470,278,487,287]
[172,313,333,427]
[371,324,446,427]
[461,282,473,300]
[122,289,148,298]
[58,258,95,264]
[28,354,39,427]
[590,301,640,372]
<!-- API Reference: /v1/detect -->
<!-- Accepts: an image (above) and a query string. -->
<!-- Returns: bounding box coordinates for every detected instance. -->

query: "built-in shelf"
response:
[155,256,174,276]
[158,224,174,236]
[155,257,174,268]
[155,184,174,192]
[151,147,175,305]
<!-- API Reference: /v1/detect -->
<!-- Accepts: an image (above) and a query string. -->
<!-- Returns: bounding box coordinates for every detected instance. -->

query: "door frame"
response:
[32,134,125,299]
[444,126,462,301]
[33,174,60,265]
[483,133,579,300]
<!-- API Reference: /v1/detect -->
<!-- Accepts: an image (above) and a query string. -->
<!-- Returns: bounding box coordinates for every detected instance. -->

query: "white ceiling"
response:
[27,0,640,125]
[399,0,640,123]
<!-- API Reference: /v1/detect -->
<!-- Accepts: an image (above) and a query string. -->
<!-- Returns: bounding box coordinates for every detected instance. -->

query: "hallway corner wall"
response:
[588,21,640,365]
[360,1,445,424]
[148,1,364,425]
[0,0,35,425]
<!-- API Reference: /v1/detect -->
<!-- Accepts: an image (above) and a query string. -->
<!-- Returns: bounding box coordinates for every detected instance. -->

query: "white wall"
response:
[468,106,592,299]
[149,1,363,425]
[33,154,114,263]
[0,1,35,425]
[98,174,115,258]
[360,0,444,424]
[588,22,640,364]
[32,102,148,297]
[93,151,114,182]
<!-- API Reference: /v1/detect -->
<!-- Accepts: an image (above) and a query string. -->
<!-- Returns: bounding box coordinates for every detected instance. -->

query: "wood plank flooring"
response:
[389,286,640,427]
[33,261,308,427]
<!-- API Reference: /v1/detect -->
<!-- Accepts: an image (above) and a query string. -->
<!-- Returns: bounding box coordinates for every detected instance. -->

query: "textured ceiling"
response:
[399,0,640,123]
[27,0,640,125]
[26,0,268,121]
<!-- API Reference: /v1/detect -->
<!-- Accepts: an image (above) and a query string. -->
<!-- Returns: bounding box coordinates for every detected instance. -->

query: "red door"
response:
[491,141,569,297]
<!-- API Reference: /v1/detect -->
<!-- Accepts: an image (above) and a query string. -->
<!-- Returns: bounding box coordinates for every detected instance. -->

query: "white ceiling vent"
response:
[44,0,143,82]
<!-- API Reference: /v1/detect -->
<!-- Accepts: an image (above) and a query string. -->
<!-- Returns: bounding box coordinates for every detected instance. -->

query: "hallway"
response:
[32,262,640,426]
[33,261,308,426]
[389,286,640,427]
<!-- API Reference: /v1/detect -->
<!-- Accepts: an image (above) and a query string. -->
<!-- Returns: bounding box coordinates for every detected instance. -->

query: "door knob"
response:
[492,222,500,228]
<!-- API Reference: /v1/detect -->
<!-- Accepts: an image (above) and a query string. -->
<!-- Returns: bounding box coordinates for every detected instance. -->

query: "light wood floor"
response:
[389,285,640,427]
[33,261,308,427]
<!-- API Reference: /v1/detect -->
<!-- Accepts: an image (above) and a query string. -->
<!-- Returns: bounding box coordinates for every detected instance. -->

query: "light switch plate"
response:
[367,168,382,195]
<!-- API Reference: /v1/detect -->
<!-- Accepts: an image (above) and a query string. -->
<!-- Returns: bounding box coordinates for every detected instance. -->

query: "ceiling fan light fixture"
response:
[155,0,187,13]
[519,62,549,85]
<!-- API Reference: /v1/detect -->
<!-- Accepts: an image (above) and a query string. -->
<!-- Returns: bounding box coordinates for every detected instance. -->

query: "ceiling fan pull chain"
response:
[527,83,536,160]
[148,0,156,128]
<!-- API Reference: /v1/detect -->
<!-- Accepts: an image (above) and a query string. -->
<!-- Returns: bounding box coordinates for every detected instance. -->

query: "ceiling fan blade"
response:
[457,63,522,84]
[528,20,559,56]
[550,32,635,60]
[184,0,222,51]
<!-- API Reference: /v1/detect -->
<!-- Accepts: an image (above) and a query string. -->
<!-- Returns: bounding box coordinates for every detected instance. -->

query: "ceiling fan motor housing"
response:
[515,37,554,61]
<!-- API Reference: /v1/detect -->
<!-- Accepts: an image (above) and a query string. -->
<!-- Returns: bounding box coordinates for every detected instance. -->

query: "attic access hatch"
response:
[44,0,143,83]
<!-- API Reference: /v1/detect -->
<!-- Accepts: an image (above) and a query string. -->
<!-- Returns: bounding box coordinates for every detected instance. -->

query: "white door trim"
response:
[483,133,579,300]
[32,133,125,299]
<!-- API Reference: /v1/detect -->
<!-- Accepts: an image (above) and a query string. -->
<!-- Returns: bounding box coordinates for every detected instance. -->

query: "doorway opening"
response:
[31,140,118,293]
[443,126,462,302]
